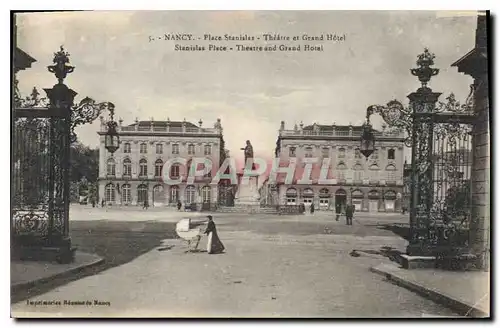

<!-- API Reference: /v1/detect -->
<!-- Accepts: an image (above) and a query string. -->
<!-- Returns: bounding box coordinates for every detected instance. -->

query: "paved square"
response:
[12,207,458,317]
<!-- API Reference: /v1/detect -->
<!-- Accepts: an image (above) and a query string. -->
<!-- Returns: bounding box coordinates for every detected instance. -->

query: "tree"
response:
[70,142,99,183]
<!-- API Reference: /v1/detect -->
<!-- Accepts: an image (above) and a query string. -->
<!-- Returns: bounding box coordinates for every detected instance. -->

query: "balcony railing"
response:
[112,125,221,135]
[280,129,404,138]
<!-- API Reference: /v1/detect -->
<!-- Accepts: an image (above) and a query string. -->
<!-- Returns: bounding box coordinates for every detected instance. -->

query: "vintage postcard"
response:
[11,10,490,318]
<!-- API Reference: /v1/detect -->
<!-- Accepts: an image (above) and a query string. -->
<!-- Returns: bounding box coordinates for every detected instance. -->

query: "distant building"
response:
[97,117,226,210]
[265,121,406,212]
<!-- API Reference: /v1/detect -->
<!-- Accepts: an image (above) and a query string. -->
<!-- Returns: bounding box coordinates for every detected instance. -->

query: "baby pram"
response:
[175,218,208,252]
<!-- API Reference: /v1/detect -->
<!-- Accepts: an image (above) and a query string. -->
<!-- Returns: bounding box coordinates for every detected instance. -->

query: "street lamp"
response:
[360,100,409,160]
[360,118,375,158]
[104,104,119,154]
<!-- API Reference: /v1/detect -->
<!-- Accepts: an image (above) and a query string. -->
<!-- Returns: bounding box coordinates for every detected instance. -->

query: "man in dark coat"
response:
[345,203,354,225]
[335,203,342,221]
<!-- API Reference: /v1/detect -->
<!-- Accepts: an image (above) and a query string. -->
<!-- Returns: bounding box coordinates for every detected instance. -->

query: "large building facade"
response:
[267,121,406,212]
[97,117,226,210]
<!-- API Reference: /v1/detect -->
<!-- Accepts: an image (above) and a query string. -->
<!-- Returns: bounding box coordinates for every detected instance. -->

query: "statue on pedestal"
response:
[240,140,255,170]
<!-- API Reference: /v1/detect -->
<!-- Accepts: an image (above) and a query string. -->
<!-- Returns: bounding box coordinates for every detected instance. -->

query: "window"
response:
[388,149,395,160]
[337,162,347,180]
[139,159,148,177]
[338,148,346,158]
[140,143,147,154]
[105,183,115,202]
[354,148,361,159]
[156,143,163,154]
[305,147,313,158]
[201,186,211,203]
[172,144,179,154]
[155,159,163,177]
[170,164,180,179]
[353,164,363,181]
[121,184,131,204]
[322,147,329,159]
[286,188,297,204]
[369,164,379,181]
[137,184,148,203]
[289,147,296,157]
[170,186,179,203]
[386,164,397,181]
[123,158,132,177]
[123,143,131,153]
[188,144,195,155]
[106,158,116,176]
[204,145,212,155]
[185,185,196,204]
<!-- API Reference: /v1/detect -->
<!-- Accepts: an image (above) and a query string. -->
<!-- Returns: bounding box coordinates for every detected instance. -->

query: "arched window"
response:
[388,149,395,160]
[140,142,147,154]
[121,183,131,204]
[170,164,180,179]
[185,185,196,204]
[384,190,397,200]
[319,188,330,198]
[123,158,132,177]
[153,184,165,204]
[201,185,211,203]
[105,183,115,202]
[351,189,364,199]
[107,158,116,176]
[170,185,179,203]
[354,148,361,159]
[137,184,148,203]
[338,147,346,158]
[139,159,148,177]
[123,142,131,153]
[188,144,195,155]
[155,159,163,177]
[285,188,297,205]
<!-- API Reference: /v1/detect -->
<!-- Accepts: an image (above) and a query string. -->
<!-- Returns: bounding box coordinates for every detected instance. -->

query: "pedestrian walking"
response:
[335,203,341,221]
[143,199,149,210]
[204,215,225,254]
[177,201,182,211]
[101,199,105,208]
[346,203,354,225]
[310,203,315,214]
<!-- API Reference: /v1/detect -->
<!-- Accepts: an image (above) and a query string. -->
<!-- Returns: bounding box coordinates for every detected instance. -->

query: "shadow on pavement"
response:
[376,224,410,241]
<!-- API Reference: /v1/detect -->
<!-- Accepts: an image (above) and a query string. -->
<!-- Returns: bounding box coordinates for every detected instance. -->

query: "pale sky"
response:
[15,11,476,160]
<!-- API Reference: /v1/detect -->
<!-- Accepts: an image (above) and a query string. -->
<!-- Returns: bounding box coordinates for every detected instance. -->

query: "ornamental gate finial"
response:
[410,48,439,89]
[47,46,75,84]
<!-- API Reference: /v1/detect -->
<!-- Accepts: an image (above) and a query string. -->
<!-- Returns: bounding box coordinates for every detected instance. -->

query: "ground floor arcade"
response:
[98,180,219,210]
[275,185,404,212]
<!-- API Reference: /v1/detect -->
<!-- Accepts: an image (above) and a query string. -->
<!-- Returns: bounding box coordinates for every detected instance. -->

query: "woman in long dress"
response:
[204,215,225,254]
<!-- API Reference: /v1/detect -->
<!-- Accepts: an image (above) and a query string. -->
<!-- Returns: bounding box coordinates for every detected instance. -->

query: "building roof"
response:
[127,120,199,128]
[14,47,36,71]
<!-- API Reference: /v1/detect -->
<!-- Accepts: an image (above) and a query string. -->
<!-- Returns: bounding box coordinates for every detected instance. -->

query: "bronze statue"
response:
[240,140,255,169]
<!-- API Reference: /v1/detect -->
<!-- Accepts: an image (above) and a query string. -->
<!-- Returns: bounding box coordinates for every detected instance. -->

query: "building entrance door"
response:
[335,195,347,212]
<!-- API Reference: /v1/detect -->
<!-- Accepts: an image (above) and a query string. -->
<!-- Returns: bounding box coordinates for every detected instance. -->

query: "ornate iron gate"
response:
[12,85,74,261]
[12,47,118,263]
[365,49,476,257]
